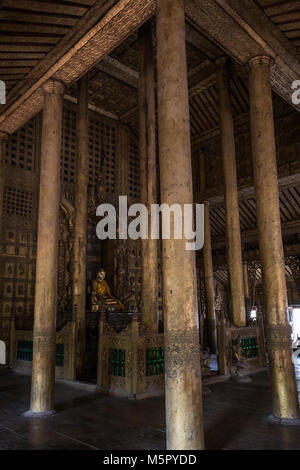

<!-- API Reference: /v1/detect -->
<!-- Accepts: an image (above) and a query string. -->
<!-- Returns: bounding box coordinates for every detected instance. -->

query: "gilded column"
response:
[157,0,204,449]
[139,21,158,332]
[73,75,89,379]
[249,56,299,421]
[28,79,64,415]
[203,202,217,353]
[243,260,250,320]
[217,58,246,327]
[243,260,250,299]
[0,131,8,239]
[198,150,206,347]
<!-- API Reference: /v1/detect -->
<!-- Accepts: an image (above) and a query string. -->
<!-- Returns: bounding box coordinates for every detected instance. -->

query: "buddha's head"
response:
[97,268,106,280]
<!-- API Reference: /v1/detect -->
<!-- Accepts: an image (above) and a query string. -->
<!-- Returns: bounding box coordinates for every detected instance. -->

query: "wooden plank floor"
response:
[1,365,300,450]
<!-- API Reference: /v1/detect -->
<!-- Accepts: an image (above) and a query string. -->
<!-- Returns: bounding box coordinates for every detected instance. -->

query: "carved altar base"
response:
[217,319,266,377]
[97,312,164,399]
[9,317,76,381]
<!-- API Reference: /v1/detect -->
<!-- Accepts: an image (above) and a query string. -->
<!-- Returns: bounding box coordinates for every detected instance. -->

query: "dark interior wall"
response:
[0,102,141,333]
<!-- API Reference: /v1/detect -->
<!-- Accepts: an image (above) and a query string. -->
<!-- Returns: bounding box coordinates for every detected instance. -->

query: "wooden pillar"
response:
[203,202,217,353]
[0,131,8,239]
[156,0,204,450]
[28,79,64,415]
[243,261,250,299]
[139,20,158,332]
[249,56,299,421]
[243,260,251,321]
[198,150,206,348]
[73,75,89,379]
[217,58,246,328]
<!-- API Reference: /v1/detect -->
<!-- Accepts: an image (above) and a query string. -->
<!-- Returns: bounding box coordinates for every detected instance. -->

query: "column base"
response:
[267,414,300,426]
[23,409,56,418]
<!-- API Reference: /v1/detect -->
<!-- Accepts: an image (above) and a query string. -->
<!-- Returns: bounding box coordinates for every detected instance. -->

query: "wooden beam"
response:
[264,2,300,16]
[2,0,88,16]
[185,0,300,111]
[0,23,70,35]
[0,53,45,59]
[64,93,119,121]
[117,61,218,126]
[0,67,32,74]
[198,170,300,207]
[0,35,59,44]
[62,0,96,5]
[0,60,40,67]
[0,44,51,52]
[212,219,300,249]
[0,0,156,134]
[95,55,138,89]
[212,242,300,267]
[4,0,118,107]
[185,22,222,60]
[120,105,137,121]
[0,10,78,27]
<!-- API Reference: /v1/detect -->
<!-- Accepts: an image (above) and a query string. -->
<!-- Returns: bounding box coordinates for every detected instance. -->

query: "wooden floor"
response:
[1,365,300,450]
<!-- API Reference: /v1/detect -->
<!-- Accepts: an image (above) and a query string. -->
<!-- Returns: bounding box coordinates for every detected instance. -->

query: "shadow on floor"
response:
[1,368,300,449]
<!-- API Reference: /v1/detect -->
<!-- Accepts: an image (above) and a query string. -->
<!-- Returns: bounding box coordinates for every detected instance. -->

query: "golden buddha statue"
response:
[91,268,125,312]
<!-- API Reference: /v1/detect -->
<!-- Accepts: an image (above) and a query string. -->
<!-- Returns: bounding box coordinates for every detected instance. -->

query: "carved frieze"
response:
[164,329,201,378]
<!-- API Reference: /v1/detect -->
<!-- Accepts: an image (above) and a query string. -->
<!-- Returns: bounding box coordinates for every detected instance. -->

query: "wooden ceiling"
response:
[255,0,300,53]
[189,73,249,136]
[0,0,297,131]
[66,22,249,139]
[214,261,294,287]
[0,1,254,152]
[210,184,300,240]
[0,0,102,91]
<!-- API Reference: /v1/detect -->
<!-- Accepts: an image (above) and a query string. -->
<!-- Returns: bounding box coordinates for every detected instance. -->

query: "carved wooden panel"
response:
[61,106,76,185]
[88,115,116,192]
[5,119,35,172]
[0,228,36,330]
[0,106,144,339]
[128,137,140,200]
[3,186,34,219]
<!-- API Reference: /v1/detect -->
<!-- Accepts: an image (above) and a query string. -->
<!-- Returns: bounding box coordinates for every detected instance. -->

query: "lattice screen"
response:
[88,117,116,192]
[61,107,116,192]
[61,107,76,184]
[3,187,34,219]
[128,138,140,200]
[5,119,35,172]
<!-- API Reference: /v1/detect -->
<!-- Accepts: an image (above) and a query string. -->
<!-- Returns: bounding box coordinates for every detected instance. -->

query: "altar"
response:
[97,311,164,399]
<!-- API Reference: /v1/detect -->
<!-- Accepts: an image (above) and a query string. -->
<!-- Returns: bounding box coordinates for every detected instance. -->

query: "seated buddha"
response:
[91,268,125,312]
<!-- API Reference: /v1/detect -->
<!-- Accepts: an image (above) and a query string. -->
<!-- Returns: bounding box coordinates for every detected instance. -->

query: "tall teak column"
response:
[0,131,8,238]
[156,0,204,450]
[139,20,158,332]
[29,79,64,415]
[249,56,299,421]
[243,260,250,300]
[203,202,217,353]
[217,58,246,327]
[243,260,251,320]
[73,75,89,379]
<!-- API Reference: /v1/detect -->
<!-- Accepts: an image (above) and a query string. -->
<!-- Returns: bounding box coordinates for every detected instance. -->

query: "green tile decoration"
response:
[146,347,165,376]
